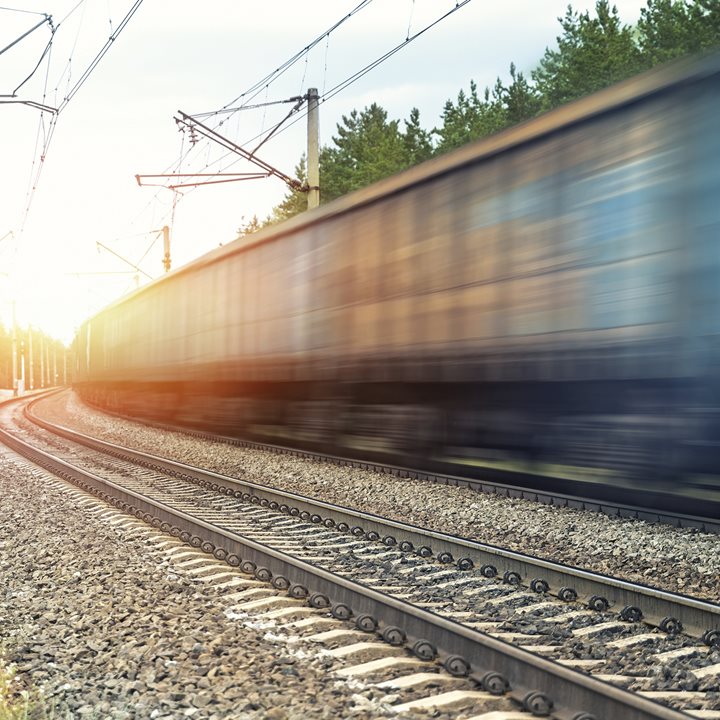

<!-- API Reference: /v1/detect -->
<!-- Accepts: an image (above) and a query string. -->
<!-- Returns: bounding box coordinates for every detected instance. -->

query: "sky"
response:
[0,0,648,344]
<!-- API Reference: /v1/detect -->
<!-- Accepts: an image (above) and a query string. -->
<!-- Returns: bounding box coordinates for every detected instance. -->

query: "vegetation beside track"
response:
[0,658,32,720]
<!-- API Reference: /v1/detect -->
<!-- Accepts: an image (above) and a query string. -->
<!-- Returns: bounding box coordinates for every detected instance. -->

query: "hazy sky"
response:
[0,0,647,343]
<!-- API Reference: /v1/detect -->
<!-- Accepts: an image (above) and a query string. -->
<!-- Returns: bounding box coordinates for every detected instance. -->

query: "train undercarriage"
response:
[76,375,720,518]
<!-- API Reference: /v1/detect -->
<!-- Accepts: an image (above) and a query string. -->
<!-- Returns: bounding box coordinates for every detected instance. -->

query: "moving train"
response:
[74,55,720,511]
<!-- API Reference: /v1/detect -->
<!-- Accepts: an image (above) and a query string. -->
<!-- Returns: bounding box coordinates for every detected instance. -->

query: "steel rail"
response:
[76,395,720,535]
[25,399,720,643]
[0,402,692,720]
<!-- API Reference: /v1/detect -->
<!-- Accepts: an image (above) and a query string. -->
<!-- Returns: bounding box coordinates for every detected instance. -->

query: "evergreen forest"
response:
[238,0,720,234]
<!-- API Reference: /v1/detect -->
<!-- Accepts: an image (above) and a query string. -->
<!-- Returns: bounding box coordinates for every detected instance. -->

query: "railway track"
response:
[81,397,720,535]
[1,393,718,719]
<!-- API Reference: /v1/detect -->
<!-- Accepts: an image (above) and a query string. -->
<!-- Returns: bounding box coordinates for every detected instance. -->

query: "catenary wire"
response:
[213,0,376,119]
[52,0,90,105]
[12,29,55,96]
[322,0,472,104]
[160,0,377,186]
[0,5,48,15]
[17,0,146,232]
[20,35,57,231]
[56,0,87,25]
[175,0,474,192]
[58,0,145,112]
[136,0,471,269]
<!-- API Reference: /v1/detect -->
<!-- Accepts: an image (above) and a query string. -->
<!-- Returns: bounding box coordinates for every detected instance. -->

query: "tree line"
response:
[0,324,68,391]
[238,0,720,234]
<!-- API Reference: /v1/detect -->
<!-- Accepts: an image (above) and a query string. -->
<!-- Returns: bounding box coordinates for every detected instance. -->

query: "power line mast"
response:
[172,111,306,192]
[28,328,34,390]
[139,91,320,211]
[307,88,320,210]
[11,301,18,396]
[162,225,171,272]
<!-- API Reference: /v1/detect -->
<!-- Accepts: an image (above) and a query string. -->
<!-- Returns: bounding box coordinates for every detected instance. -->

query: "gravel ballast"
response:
[0,446,416,719]
[34,391,720,603]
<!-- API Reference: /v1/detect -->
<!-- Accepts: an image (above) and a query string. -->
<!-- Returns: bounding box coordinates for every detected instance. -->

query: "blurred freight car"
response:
[74,56,720,508]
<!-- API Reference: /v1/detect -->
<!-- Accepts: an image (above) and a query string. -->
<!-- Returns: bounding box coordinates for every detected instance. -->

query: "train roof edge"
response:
[77,51,720,332]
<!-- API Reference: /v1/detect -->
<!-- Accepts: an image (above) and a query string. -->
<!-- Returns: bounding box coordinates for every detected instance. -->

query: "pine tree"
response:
[266,156,310,226]
[403,107,434,166]
[533,2,642,108]
[434,81,505,153]
[638,0,720,65]
[258,0,720,225]
[501,63,543,126]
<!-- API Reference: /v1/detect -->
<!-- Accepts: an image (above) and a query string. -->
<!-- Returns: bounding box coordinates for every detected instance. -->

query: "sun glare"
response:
[1,264,124,347]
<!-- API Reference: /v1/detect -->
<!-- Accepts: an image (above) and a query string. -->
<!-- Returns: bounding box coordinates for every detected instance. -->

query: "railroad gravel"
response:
[36,391,720,603]
[0,448,429,719]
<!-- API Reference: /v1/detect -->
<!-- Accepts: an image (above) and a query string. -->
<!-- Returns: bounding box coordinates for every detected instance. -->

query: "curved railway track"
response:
[1,392,718,719]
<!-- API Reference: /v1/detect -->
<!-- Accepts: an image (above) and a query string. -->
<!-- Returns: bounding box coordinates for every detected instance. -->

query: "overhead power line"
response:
[191,96,304,119]
[0,13,52,59]
[158,0,377,192]
[174,110,306,192]
[138,1,473,237]
[0,5,49,15]
[11,29,55,97]
[323,0,473,103]
[96,241,154,280]
[0,12,55,105]
[139,91,309,194]
[58,0,145,112]
[4,0,146,232]
[212,0,376,121]
[173,0,475,192]
[135,173,272,190]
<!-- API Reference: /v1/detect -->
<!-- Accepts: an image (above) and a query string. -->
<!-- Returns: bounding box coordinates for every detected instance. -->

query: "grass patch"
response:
[0,660,31,720]
[0,649,51,720]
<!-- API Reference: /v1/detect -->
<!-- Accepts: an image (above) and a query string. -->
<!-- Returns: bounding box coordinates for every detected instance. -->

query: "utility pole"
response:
[162,225,171,272]
[40,334,45,388]
[28,328,34,390]
[307,87,320,210]
[11,301,17,396]
[19,339,25,395]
